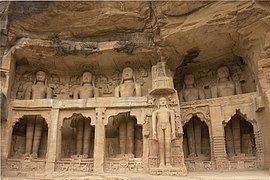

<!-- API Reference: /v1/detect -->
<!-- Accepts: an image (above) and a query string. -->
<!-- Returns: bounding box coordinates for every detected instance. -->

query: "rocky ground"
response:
[2,170,270,180]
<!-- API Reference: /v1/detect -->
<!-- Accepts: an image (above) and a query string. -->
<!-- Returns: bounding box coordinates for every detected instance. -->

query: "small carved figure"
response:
[152,97,176,167]
[73,72,99,99]
[213,66,242,97]
[114,67,141,155]
[95,75,112,95]
[48,74,69,98]
[24,71,52,158]
[181,74,205,102]
[16,73,33,99]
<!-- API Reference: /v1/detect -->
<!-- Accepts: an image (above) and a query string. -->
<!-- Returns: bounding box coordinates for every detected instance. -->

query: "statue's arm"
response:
[199,89,205,100]
[24,86,32,99]
[135,83,142,97]
[73,88,79,99]
[115,86,120,97]
[235,82,242,95]
[170,110,176,135]
[152,111,157,139]
[179,91,184,102]
[211,85,218,98]
[94,87,100,97]
[46,87,53,99]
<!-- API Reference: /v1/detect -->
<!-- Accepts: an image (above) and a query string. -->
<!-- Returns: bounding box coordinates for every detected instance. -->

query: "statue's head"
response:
[51,75,60,83]
[122,67,134,81]
[35,71,46,83]
[82,72,92,85]
[159,97,167,106]
[217,66,230,80]
[184,74,195,86]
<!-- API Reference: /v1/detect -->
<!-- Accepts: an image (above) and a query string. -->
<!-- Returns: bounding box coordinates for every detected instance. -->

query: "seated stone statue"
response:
[115,67,141,97]
[24,71,52,158]
[25,71,52,99]
[181,74,205,102]
[152,97,176,167]
[73,72,99,99]
[212,66,242,97]
[114,67,141,156]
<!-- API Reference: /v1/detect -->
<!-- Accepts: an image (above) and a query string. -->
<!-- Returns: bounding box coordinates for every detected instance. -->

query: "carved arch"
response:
[181,106,211,127]
[222,109,257,130]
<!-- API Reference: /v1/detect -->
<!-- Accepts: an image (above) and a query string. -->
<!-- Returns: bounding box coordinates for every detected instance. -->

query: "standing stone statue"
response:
[152,97,176,167]
[213,66,242,97]
[72,72,99,158]
[24,71,52,158]
[114,67,141,155]
[181,74,205,102]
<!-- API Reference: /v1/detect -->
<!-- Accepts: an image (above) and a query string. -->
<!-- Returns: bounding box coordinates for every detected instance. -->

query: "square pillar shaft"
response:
[209,105,227,161]
[45,108,59,171]
[93,108,106,173]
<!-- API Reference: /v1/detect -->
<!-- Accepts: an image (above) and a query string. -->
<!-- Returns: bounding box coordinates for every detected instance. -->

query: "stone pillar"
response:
[209,105,227,165]
[45,108,59,172]
[93,108,106,173]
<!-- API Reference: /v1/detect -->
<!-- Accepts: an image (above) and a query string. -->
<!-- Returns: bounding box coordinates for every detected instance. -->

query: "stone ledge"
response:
[150,166,187,176]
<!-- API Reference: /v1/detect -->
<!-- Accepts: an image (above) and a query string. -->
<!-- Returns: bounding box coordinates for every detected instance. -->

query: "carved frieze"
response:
[4,159,45,172]
[104,158,143,173]
[56,161,94,172]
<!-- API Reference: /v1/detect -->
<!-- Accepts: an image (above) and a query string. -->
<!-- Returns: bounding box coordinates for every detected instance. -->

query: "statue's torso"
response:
[156,109,171,130]
[120,82,135,97]
[217,81,235,97]
[78,86,94,99]
[183,88,199,102]
[31,84,47,99]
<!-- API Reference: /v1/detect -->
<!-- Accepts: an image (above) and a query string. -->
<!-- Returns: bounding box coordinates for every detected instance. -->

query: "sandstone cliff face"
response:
[5,2,270,71]
[1,1,270,169]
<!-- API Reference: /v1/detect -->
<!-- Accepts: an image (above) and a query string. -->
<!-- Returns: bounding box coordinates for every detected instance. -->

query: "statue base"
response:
[150,166,187,176]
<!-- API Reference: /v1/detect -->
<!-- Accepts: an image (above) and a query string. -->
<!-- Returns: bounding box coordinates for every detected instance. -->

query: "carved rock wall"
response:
[1,1,270,172]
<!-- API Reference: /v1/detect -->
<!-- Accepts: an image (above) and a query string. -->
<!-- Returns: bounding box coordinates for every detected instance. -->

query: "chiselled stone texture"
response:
[1,1,270,178]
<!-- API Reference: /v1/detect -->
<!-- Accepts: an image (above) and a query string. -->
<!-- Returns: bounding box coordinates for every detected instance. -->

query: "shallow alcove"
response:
[183,116,211,161]
[9,115,48,159]
[224,113,256,159]
[105,113,143,158]
[61,114,94,159]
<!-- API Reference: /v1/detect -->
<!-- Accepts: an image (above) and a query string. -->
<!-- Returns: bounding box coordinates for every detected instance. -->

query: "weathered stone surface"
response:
[1,1,270,178]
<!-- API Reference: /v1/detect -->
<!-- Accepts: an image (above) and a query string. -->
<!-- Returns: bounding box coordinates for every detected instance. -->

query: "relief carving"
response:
[113,67,142,156]
[180,74,205,102]
[16,72,33,100]
[152,97,176,167]
[73,72,99,99]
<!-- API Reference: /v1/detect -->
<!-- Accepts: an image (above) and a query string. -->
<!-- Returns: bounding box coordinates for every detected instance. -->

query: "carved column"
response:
[209,105,227,165]
[93,107,106,173]
[45,108,60,171]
